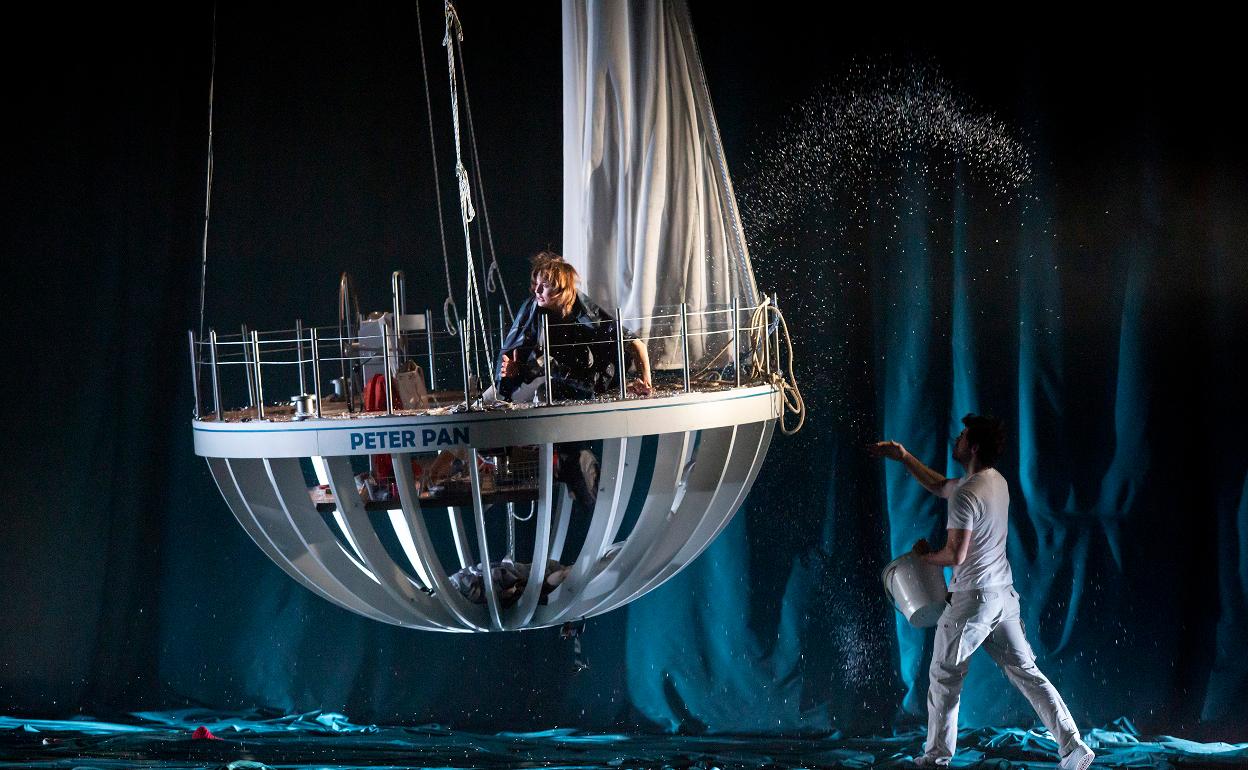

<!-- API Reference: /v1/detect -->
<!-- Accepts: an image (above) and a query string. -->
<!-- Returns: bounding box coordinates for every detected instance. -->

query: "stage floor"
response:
[1,711,1245,769]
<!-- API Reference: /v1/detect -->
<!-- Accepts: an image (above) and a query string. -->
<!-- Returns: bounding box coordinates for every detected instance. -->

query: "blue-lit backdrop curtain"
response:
[619,153,1248,735]
[7,155,1243,736]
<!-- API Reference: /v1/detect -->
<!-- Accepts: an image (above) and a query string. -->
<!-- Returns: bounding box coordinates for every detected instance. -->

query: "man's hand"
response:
[868,440,908,461]
[501,351,520,377]
[869,440,955,499]
[911,538,931,555]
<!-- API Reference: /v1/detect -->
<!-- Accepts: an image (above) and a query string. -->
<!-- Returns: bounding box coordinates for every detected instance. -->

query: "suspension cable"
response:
[443,1,495,389]
[455,38,513,323]
[197,3,218,342]
[462,90,496,352]
[677,1,757,308]
[416,0,459,335]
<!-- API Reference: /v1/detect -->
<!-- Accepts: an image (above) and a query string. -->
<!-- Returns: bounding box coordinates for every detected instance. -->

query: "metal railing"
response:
[188,295,782,422]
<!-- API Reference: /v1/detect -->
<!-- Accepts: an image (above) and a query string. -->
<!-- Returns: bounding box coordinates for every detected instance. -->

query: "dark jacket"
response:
[497,292,630,399]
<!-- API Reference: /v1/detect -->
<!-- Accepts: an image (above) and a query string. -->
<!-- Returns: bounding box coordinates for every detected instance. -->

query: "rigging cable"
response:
[677,0,757,308]
[455,43,499,357]
[197,3,218,343]
[455,38,513,324]
[415,0,459,335]
[443,1,495,389]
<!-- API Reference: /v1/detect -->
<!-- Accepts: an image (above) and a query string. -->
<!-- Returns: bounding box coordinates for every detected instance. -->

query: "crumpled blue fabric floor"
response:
[1,711,1244,769]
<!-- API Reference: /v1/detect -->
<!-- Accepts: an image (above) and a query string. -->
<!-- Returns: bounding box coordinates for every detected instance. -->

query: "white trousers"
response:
[925,585,1083,762]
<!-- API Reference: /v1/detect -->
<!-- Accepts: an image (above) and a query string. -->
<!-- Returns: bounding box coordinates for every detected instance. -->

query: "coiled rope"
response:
[686,298,804,435]
[760,302,805,435]
[738,298,805,435]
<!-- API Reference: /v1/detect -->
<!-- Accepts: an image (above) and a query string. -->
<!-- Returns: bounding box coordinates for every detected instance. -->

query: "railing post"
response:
[541,313,553,405]
[392,270,405,320]
[731,296,741,388]
[251,329,265,420]
[311,327,323,418]
[615,306,627,400]
[391,271,406,369]
[344,329,356,415]
[425,309,436,391]
[295,319,307,395]
[459,319,472,410]
[680,302,691,393]
[209,328,223,421]
[187,330,202,419]
[382,324,394,416]
[241,323,255,408]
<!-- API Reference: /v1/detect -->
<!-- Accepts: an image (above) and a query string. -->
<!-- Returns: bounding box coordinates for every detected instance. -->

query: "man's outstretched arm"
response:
[868,440,959,498]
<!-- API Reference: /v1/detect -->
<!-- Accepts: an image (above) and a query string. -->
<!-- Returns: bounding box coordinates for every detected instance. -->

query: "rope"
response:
[453,41,498,345]
[443,295,459,333]
[474,211,494,349]
[197,3,218,343]
[760,301,805,435]
[443,1,494,388]
[688,298,804,434]
[455,39,513,323]
[415,0,457,335]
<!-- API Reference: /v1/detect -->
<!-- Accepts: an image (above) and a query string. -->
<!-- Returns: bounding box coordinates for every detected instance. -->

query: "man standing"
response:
[870,414,1095,770]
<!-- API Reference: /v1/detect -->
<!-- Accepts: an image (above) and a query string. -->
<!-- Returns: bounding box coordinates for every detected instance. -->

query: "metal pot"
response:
[290,393,317,419]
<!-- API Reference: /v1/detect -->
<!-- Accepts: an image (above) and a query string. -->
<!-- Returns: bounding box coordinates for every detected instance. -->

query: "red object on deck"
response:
[365,374,403,480]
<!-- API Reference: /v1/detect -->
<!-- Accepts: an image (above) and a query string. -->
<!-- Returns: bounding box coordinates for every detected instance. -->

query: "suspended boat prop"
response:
[187,0,804,632]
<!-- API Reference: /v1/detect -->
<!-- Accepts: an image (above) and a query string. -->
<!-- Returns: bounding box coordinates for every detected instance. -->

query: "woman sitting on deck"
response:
[494,251,652,402]
[490,252,652,509]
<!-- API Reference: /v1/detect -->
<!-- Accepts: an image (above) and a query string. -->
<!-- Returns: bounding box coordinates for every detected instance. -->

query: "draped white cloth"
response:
[561,0,757,367]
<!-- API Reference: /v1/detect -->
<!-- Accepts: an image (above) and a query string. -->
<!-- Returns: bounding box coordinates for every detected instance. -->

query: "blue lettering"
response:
[388,430,401,448]
[364,433,377,450]
[453,427,469,444]
[350,433,364,450]
[401,430,416,448]
[421,428,436,446]
[437,428,452,445]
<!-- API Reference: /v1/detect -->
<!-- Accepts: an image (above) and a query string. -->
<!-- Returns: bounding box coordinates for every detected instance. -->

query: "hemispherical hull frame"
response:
[194,385,779,631]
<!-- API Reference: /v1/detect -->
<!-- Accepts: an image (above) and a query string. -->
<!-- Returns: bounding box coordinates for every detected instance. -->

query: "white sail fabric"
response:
[561,0,757,367]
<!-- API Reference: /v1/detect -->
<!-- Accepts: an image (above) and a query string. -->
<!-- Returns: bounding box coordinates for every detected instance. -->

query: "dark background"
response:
[5,3,1246,739]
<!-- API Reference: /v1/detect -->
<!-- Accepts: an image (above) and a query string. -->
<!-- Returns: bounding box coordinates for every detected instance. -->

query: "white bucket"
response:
[881,552,948,628]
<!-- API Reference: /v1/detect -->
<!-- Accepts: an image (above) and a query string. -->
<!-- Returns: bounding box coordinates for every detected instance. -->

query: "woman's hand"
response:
[626,339,653,396]
[628,377,653,396]
[501,351,520,377]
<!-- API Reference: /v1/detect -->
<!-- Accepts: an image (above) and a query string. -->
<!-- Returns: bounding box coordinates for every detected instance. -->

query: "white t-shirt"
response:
[947,467,1013,591]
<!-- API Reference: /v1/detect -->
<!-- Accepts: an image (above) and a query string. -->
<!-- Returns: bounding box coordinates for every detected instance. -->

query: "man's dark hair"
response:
[962,413,1007,467]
